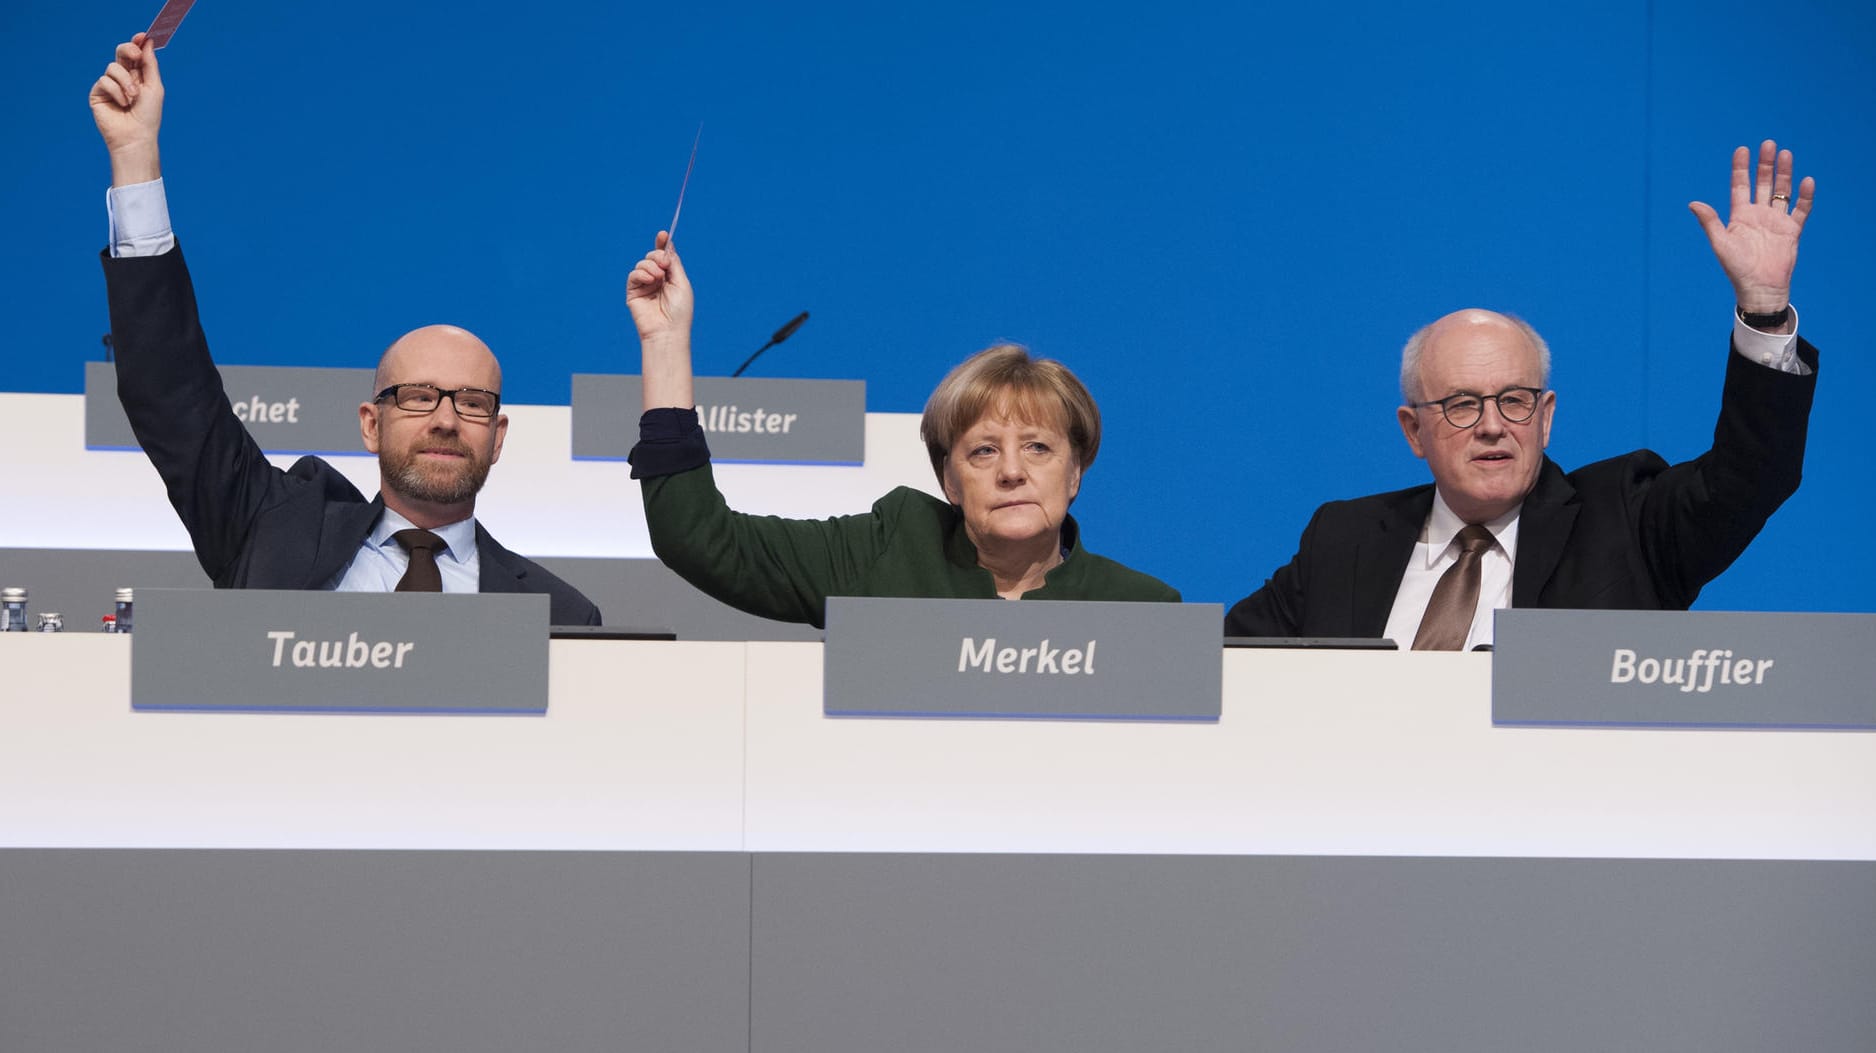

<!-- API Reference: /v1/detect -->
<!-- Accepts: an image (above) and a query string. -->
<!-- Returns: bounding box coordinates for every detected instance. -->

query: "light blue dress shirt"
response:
[328,507,481,594]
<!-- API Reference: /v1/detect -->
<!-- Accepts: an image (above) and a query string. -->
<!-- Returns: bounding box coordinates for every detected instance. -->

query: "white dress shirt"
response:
[1383,495,1519,651]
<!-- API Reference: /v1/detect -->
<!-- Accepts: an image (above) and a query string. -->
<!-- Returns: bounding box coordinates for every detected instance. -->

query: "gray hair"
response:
[1399,312,1551,403]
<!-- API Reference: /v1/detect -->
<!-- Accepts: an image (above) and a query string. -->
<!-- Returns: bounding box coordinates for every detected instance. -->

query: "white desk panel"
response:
[0,391,937,557]
[0,636,747,850]
[742,643,1876,860]
[7,636,1873,858]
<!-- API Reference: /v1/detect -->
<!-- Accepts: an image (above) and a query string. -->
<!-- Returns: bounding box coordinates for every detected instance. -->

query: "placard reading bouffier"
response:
[1492,609,1876,729]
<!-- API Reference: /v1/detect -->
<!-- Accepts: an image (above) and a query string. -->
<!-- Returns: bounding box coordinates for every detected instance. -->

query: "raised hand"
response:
[626,231,693,343]
[89,34,165,186]
[627,232,696,410]
[1688,140,1815,315]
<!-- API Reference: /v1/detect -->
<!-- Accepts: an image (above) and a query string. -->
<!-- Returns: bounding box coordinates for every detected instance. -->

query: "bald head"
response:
[360,324,510,528]
[373,325,503,395]
[1400,309,1549,404]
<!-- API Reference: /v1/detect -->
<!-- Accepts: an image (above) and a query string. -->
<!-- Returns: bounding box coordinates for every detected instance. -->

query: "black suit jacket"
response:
[103,245,601,626]
[1225,337,1818,638]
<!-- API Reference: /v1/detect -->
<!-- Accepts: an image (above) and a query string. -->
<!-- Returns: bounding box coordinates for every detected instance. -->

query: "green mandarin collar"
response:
[941,508,1085,589]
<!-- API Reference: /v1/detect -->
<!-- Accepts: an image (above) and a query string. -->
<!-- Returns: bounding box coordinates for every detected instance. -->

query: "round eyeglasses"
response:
[1411,386,1545,429]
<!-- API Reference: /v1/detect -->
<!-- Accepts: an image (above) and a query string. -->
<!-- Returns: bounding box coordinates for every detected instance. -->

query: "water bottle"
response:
[115,588,135,634]
[1,587,26,632]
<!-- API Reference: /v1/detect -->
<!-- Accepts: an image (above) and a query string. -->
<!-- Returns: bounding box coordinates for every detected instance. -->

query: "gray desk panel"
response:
[750,853,1876,1053]
[0,850,751,1053]
[6,850,1873,1052]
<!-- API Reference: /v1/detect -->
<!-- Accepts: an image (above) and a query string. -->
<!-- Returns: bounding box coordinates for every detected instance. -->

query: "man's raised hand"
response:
[89,34,164,186]
[1689,140,1815,316]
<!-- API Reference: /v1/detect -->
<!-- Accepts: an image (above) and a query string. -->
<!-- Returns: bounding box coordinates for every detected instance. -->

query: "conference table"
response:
[4,634,1871,1052]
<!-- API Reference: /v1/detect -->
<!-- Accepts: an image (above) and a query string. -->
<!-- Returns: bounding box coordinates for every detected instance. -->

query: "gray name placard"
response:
[86,361,375,455]
[823,598,1223,721]
[571,375,865,465]
[131,589,549,714]
[1493,609,1876,730]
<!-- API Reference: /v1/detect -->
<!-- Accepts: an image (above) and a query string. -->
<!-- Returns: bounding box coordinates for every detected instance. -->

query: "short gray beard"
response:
[381,448,490,506]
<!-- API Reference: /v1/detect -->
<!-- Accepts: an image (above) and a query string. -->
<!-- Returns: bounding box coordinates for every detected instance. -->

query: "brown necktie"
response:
[1411,524,1496,651]
[392,528,446,593]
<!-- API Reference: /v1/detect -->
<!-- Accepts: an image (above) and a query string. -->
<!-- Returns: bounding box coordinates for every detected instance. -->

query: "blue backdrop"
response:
[6,1,1871,610]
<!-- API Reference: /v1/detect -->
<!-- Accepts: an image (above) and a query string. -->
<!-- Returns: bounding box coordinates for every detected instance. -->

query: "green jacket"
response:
[642,463,1181,628]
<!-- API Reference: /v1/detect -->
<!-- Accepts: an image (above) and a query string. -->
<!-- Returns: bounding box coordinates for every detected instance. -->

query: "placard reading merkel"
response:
[1492,608,1876,730]
[824,598,1223,721]
[132,589,549,714]
[571,375,865,465]
[86,361,374,454]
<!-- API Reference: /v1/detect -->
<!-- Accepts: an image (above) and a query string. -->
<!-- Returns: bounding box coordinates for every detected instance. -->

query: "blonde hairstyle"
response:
[920,344,1101,484]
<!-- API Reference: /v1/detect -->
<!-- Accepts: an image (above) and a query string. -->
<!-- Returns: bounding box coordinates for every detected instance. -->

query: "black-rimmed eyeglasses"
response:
[373,384,502,419]
[1411,386,1545,429]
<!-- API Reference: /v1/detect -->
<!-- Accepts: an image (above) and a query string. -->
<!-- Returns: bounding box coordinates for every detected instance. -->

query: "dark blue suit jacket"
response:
[103,245,600,626]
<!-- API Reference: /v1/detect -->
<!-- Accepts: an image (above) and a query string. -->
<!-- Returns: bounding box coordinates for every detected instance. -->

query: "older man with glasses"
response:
[89,33,598,624]
[1226,140,1819,649]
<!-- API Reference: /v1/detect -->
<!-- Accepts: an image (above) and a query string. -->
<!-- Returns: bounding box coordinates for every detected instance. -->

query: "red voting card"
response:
[145,0,198,49]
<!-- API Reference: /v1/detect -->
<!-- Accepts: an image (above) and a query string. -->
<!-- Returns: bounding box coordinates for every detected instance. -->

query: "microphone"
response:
[102,333,114,362]
[731,311,810,378]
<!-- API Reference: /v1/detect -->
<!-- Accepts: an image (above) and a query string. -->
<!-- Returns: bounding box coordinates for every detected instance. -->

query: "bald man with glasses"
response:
[1226,141,1819,648]
[90,33,598,624]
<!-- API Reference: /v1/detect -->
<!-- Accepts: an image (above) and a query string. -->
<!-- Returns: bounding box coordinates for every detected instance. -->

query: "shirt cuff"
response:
[628,407,712,479]
[106,178,176,258]
[1732,306,1808,376]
